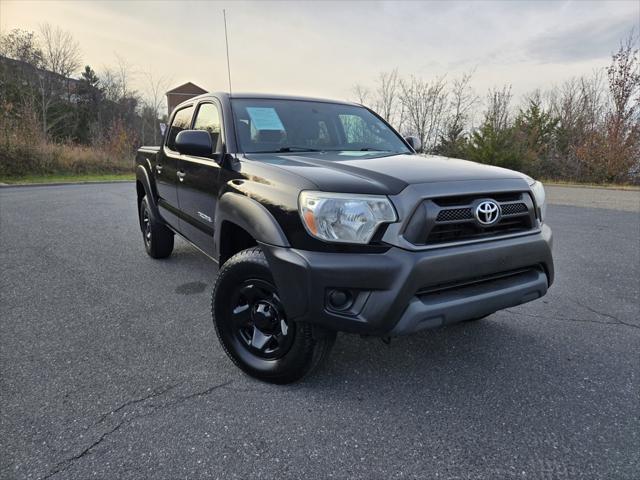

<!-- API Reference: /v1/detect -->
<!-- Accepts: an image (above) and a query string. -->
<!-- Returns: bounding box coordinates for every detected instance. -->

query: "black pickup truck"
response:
[135,93,553,383]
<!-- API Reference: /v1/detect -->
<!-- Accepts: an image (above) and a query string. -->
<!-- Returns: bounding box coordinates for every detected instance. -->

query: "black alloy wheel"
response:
[139,195,174,259]
[141,203,152,249]
[229,279,295,360]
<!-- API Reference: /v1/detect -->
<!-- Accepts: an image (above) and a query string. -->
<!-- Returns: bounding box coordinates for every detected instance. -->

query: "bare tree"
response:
[98,55,136,104]
[607,30,639,130]
[432,71,479,157]
[484,85,513,132]
[545,75,602,179]
[100,68,122,103]
[580,72,608,133]
[114,54,134,101]
[448,70,478,132]
[142,72,172,144]
[399,75,449,152]
[352,84,371,106]
[39,23,80,78]
[36,24,81,135]
[352,70,403,130]
[36,74,63,136]
[395,101,408,136]
[374,69,400,123]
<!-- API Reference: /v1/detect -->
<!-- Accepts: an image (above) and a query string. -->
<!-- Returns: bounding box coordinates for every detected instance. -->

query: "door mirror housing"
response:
[175,130,213,157]
[404,136,422,153]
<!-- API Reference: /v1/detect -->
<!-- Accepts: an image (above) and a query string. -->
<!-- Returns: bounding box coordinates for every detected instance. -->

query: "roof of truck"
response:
[192,91,361,107]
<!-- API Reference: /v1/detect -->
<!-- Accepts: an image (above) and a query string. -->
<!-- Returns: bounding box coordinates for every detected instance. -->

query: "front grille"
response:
[501,202,528,215]
[434,202,528,222]
[403,192,537,246]
[436,208,473,222]
[426,216,532,244]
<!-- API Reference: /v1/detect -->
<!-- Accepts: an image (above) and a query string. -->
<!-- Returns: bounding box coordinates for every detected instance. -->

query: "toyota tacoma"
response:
[135,93,554,383]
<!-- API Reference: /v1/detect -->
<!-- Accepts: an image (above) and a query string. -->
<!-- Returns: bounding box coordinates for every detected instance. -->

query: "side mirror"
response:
[404,136,422,153]
[175,130,213,157]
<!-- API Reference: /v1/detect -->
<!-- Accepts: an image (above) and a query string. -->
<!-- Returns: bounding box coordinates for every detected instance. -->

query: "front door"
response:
[156,104,194,230]
[176,101,224,257]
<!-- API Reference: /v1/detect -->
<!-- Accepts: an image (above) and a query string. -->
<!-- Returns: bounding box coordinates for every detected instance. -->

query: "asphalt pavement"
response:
[1,183,638,480]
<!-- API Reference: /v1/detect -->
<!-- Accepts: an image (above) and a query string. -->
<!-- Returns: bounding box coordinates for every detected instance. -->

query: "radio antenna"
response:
[223,9,233,95]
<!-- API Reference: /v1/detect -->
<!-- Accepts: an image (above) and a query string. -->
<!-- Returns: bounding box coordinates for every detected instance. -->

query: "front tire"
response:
[139,196,174,259]
[212,247,335,384]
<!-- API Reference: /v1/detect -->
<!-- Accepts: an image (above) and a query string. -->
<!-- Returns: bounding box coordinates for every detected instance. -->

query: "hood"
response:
[243,151,526,195]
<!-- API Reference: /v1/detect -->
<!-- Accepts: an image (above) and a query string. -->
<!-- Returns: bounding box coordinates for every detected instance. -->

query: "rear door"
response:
[176,100,224,257]
[156,104,194,230]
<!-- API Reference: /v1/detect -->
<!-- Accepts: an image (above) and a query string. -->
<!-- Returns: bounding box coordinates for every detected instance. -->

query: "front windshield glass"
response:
[231,98,410,154]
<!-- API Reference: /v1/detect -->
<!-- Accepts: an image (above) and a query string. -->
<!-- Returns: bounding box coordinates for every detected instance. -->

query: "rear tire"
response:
[212,247,335,384]
[139,196,174,259]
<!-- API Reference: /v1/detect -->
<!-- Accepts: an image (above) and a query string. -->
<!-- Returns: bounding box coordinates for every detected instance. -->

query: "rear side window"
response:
[193,103,223,153]
[166,105,194,150]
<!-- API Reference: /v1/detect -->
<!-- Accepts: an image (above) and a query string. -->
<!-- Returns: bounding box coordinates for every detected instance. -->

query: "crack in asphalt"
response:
[176,381,232,401]
[97,383,181,423]
[504,309,615,326]
[39,423,124,480]
[505,298,640,330]
[38,381,233,480]
[569,298,640,329]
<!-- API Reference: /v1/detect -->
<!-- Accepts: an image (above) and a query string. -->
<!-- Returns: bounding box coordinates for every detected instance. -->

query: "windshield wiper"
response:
[335,148,391,152]
[248,146,321,154]
[277,146,321,152]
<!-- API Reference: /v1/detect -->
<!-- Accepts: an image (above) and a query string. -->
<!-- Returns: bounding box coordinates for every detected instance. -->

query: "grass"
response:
[543,180,640,191]
[0,135,134,183]
[0,173,135,185]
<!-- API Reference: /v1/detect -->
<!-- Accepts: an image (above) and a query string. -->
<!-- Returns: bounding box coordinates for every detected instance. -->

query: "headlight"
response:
[527,177,546,222]
[299,191,397,244]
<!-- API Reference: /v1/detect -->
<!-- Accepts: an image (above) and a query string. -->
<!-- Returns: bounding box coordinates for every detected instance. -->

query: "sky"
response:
[1,0,638,109]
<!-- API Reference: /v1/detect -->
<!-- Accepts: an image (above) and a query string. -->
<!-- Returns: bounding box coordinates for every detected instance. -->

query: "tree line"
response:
[353,32,639,184]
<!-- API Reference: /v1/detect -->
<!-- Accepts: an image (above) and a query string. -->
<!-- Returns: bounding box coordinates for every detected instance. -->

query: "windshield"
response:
[231,98,410,154]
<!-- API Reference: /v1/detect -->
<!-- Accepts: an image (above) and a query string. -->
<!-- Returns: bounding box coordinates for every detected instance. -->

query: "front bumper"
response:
[261,225,554,336]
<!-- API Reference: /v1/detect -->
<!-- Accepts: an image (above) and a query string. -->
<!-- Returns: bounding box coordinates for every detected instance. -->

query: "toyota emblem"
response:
[474,200,501,226]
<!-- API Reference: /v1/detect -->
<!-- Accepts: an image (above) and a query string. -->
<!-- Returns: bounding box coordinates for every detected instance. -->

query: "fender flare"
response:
[214,192,290,257]
[135,165,161,219]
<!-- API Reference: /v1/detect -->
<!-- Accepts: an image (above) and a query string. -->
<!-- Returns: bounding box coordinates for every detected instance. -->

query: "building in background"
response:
[166,82,207,115]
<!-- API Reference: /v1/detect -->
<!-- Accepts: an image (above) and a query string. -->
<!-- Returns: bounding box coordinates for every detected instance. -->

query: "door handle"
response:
[155,164,163,174]
[177,170,186,182]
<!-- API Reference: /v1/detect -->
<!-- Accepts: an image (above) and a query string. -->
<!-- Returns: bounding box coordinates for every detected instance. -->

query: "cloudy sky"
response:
[1,0,638,107]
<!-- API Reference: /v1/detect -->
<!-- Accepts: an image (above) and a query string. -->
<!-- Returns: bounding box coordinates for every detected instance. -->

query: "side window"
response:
[166,105,194,151]
[193,103,223,153]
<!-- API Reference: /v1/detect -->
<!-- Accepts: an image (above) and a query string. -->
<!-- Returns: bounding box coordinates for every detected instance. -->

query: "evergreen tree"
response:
[514,99,559,177]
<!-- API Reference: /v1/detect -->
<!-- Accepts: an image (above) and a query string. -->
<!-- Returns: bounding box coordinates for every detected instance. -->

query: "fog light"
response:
[327,289,352,311]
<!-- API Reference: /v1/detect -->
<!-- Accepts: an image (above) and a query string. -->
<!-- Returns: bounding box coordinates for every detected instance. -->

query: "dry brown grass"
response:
[0,140,133,178]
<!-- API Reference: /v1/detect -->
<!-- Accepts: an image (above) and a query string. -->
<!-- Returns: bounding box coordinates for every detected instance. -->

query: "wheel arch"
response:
[214,192,290,263]
[135,165,160,219]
